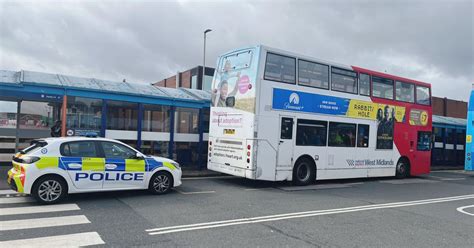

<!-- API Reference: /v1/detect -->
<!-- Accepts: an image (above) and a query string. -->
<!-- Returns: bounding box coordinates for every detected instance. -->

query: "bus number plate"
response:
[224,129,235,135]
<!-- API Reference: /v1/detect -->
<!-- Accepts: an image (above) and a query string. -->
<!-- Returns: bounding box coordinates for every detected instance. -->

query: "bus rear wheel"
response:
[293,157,316,186]
[396,158,410,179]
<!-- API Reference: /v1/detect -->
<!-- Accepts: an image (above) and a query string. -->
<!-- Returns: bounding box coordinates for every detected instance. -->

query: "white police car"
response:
[7,137,182,204]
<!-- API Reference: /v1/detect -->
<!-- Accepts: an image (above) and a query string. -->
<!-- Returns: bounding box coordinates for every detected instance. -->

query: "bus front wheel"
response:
[293,157,316,186]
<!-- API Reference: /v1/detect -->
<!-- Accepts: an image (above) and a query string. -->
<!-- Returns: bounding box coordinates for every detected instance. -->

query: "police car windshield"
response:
[21,140,47,154]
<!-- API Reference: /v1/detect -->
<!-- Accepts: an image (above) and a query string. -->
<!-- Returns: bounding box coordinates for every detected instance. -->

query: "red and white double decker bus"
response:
[208,45,432,185]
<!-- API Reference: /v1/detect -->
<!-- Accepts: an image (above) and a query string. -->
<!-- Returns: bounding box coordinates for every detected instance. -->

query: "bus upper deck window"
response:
[220,50,253,73]
[416,86,431,105]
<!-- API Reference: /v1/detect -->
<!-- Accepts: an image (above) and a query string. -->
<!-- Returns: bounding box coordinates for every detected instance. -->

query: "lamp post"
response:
[203,29,212,89]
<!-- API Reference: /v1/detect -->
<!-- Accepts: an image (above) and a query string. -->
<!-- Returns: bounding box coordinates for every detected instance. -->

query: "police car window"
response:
[61,141,98,157]
[101,142,136,159]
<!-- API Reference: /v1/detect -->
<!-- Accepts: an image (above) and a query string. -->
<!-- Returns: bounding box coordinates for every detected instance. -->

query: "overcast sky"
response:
[0,0,472,101]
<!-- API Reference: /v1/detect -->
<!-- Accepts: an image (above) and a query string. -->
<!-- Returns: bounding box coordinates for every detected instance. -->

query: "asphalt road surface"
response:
[1,170,473,247]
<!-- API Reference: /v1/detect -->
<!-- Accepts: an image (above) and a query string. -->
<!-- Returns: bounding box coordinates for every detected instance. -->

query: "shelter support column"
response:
[14,101,21,153]
[61,95,67,137]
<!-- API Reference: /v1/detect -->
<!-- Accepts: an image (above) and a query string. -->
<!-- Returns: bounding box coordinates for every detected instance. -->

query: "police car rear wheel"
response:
[32,175,67,204]
[149,171,173,194]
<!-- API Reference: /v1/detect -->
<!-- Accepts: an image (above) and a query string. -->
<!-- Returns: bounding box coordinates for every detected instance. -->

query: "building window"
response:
[202,108,210,133]
[331,67,358,94]
[433,127,444,143]
[296,119,327,146]
[142,105,170,132]
[174,142,199,166]
[0,101,18,130]
[457,129,466,146]
[66,97,102,131]
[176,107,199,133]
[395,81,415,103]
[328,122,356,147]
[106,101,138,131]
[298,60,329,89]
[141,141,169,157]
[191,75,198,89]
[416,86,431,105]
[264,53,296,84]
[21,101,61,131]
[357,124,369,148]
[372,76,394,100]
[203,75,213,91]
[359,73,370,96]
[446,128,455,144]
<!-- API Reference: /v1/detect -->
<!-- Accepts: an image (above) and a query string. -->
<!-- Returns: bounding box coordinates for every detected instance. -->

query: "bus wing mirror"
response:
[226,96,235,107]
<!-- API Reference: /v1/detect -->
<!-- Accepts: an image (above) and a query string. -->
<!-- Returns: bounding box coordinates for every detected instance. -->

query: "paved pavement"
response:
[0,170,473,247]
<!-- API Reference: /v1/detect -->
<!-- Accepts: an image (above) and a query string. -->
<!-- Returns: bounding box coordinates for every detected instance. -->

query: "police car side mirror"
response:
[135,152,145,160]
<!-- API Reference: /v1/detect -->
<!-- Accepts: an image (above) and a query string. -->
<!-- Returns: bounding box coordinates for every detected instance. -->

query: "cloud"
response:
[0,0,472,101]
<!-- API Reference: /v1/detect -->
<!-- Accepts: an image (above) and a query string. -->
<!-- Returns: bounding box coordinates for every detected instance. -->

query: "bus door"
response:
[277,116,295,168]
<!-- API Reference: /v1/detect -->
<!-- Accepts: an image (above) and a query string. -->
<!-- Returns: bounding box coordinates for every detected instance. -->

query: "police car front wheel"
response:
[32,175,68,204]
[149,171,173,194]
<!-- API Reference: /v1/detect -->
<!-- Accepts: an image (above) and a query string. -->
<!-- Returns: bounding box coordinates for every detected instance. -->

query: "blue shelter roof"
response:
[0,70,211,108]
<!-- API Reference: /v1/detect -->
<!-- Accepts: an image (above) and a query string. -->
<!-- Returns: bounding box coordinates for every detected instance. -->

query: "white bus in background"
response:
[207,45,432,185]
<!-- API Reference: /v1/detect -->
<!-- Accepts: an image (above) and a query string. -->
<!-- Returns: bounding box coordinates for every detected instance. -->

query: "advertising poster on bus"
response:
[211,48,258,114]
[376,105,395,149]
[272,88,404,150]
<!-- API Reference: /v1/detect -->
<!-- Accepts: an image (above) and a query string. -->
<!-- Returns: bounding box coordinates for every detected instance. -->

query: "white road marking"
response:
[0,215,90,231]
[182,176,235,180]
[431,170,471,174]
[427,175,466,181]
[456,205,474,216]
[278,182,363,191]
[0,232,105,247]
[378,179,438,184]
[0,197,34,204]
[174,189,216,195]
[0,204,80,216]
[146,194,474,235]
[0,189,17,195]
[244,187,272,191]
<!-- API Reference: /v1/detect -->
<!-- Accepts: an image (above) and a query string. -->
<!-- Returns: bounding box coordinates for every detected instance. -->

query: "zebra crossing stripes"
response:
[0,193,105,246]
[0,232,105,247]
[0,203,80,216]
[0,197,34,204]
[0,215,91,231]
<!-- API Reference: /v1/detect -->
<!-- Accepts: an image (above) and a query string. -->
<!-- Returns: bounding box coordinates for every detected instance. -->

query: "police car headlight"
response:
[21,156,40,164]
[171,162,181,170]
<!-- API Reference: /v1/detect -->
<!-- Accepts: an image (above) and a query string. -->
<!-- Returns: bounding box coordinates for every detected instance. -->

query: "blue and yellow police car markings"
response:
[60,157,82,170]
[105,158,126,171]
[125,159,146,172]
[82,157,105,171]
[145,158,163,171]
[35,156,59,169]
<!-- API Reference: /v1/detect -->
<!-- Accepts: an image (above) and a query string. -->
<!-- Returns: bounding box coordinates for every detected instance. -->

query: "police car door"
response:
[100,141,146,189]
[61,141,105,190]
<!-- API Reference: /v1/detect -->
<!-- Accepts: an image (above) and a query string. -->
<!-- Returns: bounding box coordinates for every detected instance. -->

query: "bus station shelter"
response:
[0,70,211,168]
[431,115,466,167]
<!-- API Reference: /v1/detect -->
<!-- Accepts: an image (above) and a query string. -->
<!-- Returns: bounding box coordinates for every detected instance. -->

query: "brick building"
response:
[432,96,467,119]
[153,66,215,91]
